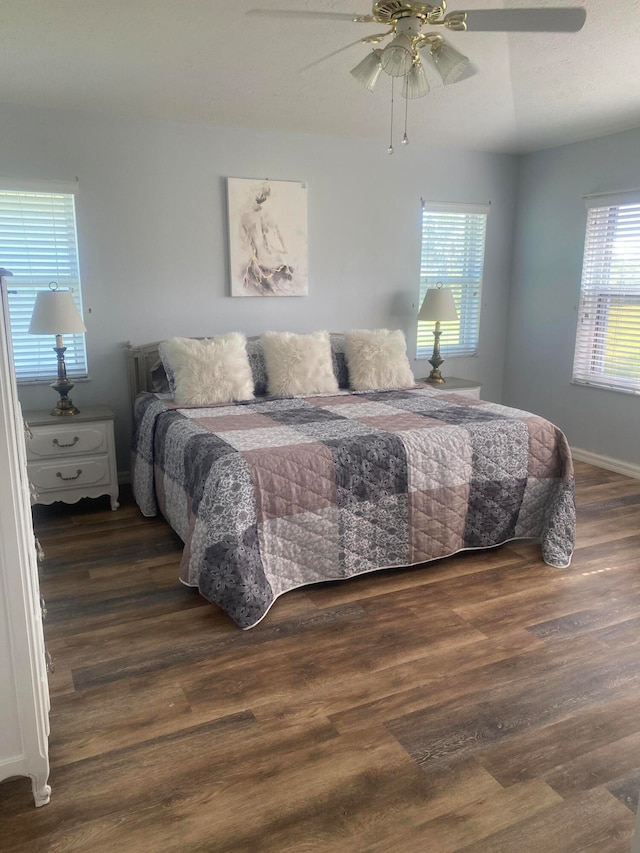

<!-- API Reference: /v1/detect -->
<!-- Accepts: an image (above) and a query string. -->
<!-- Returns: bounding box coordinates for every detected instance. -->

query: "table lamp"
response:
[418,284,458,384]
[28,283,87,415]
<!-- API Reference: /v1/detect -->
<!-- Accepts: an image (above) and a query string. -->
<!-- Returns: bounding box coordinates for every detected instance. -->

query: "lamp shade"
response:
[430,41,469,85]
[403,61,429,99]
[418,287,459,322]
[380,34,415,77]
[28,289,87,335]
[350,49,383,91]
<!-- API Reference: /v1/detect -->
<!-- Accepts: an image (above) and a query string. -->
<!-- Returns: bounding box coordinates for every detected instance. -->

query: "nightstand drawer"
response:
[25,423,109,460]
[28,457,112,493]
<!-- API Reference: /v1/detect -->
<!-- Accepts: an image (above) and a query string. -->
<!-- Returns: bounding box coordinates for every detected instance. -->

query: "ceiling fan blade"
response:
[247,9,374,23]
[300,39,369,72]
[464,7,586,33]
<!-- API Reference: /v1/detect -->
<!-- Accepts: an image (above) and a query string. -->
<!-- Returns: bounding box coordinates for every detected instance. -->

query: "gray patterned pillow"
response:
[246,336,268,396]
[329,333,350,389]
[157,342,177,396]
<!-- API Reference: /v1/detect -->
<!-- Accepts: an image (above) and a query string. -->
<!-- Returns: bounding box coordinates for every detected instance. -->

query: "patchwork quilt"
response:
[132,387,575,629]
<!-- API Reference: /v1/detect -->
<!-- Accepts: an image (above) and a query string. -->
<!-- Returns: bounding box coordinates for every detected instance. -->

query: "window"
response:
[0,181,87,382]
[573,190,640,394]
[417,201,488,359]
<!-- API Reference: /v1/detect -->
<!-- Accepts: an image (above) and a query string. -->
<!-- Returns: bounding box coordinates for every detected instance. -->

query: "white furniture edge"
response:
[0,278,50,807]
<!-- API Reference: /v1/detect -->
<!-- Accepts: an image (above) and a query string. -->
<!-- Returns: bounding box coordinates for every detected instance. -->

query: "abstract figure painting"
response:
[227,178,308,297]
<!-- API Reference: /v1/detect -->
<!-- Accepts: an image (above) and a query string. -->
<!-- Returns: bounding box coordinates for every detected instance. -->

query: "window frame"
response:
[572,189,640,395]
[417,200,489,361]
[0,179,88,384]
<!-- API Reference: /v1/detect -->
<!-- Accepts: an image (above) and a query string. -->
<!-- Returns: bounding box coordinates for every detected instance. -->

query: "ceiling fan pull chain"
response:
[402,74,409,145]
[388,76,395,154]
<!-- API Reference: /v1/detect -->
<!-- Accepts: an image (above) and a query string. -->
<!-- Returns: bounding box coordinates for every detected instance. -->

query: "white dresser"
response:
[0,275,51,806]
[24,406,119,511]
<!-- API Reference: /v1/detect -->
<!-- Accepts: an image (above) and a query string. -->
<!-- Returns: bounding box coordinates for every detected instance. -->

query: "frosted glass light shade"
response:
[29,289,87,335]
[418,287,458,322]
[430,41,469,85]
[381,35,414,77]
[350,50,383,91]
[403,61,429,99]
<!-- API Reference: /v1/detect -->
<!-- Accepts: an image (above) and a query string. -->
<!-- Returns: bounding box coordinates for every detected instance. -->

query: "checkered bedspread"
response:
[131,387,575,628]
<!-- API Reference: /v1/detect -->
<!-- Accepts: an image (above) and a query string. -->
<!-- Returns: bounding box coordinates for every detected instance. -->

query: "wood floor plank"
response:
[453,788,635,853]
[451,558,640,635]
[1,463,639,851]
[479,692,640,788]
[253,629,542,727]
[367,779,562,853]
[330,633,605,734]
[386,639,640,775]
[544,729,640,805]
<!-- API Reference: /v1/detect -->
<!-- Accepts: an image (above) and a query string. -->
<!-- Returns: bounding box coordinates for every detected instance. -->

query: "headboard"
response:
[126,341,162,412]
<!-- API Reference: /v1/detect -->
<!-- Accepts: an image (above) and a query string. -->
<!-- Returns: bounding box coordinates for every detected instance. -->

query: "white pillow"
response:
[344,329,415,391]
[261,330,339,397]
[159,334,254,406]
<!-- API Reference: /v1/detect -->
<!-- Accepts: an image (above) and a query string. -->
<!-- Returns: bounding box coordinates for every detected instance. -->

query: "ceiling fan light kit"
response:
[380,32,416,76]
[404,61,430,98]
[250,2,586,151]
[429,38,469,85]
[350,49,384,90]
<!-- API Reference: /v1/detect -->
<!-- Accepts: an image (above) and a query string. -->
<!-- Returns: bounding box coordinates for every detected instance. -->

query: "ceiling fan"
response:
[248,2,587,151]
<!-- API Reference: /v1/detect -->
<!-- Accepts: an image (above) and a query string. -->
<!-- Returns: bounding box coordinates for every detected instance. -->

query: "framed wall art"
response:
[227,177,308,297]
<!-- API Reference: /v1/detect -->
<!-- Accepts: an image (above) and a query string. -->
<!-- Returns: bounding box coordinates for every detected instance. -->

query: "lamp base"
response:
[51,373,80,416]
[424,323,447,384]
[424,369,446,384]
[51,399,80,416]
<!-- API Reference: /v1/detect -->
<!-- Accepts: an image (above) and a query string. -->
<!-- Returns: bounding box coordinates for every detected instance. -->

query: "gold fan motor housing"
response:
[372,1,446,25]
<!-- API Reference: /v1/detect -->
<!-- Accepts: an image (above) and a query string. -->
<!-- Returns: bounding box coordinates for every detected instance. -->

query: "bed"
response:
[128,335,575,629]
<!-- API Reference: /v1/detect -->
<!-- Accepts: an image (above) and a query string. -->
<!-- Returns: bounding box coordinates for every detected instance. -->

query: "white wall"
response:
[504,127,640,469]
[0,103,518,471]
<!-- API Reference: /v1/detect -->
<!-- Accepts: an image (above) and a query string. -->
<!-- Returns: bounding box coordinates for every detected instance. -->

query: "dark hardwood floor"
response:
[1,460,639,851]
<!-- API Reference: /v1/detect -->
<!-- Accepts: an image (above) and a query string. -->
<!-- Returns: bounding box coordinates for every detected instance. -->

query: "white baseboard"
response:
[571,447,640,480]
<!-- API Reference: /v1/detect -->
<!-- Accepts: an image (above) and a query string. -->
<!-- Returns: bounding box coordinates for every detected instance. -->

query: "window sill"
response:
[571,379,640,397]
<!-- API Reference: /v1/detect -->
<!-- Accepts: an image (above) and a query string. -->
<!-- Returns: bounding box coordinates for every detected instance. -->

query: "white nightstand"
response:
[23,405,119,510]
[421,377,482,399]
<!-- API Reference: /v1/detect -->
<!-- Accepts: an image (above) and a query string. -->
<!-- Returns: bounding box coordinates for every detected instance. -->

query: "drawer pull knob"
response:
[53,436,80,448]
[56,469,82,481]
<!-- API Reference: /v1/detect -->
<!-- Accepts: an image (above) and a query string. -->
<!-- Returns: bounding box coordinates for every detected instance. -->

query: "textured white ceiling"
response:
[1,0,639,154]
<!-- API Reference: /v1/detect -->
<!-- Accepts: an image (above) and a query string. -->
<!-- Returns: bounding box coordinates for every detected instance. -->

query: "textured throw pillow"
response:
[344,329,415,391]
[261,330,340,397]
[159,334,254,405]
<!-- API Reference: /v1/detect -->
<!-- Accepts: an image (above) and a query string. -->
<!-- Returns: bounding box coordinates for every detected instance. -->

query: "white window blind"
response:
[573,190,640,394]
[417,200,488,359]
[0,183,87,382]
